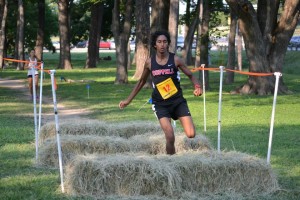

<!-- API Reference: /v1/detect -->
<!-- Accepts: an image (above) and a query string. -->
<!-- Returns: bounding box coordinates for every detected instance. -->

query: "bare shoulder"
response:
[174,54,185,68]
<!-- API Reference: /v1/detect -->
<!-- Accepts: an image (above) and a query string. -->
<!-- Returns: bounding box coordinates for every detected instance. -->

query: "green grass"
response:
[0,51,299,199]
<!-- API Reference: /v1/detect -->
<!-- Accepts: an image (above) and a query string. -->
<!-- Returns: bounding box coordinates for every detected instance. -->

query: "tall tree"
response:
[199,0,211,89]
[35,0,45,61]
[0,0,7,69]
[226,0,300,94]
[132,0,151,80]
[16,0,24,70]
[112,0,133,84]
[85,2,103,68]
[168,0,179,53]
[58,0,72,69]
[151,0,170,34]
[225,7,237,84]
[182,0,198,65]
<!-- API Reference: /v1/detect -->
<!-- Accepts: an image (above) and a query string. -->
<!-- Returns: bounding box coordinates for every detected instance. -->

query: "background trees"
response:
[0,0,299,94]
[226,0,300,94]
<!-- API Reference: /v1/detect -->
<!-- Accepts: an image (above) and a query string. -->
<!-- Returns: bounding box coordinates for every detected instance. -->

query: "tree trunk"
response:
[85,2,103,68]
[226,0,300,94]
[168,0,179,53]
[0,0,7,69]
[16,0,24,70]
[96,4,103,63]
[199,0,210,89]
[194,0,203,69]
[237,20,243,70]
[182,16,198,65]
[225,8,237,84]
[133,0,150,80]
[181,0,194,65]
[58,0,72,69]
[35,0,45,61]
[112,0,133,84]
[150,0,170,34]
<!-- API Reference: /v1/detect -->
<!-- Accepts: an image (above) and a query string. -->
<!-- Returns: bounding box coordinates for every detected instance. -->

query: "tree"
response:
[226,0,300,94]
[0,0,7,69]
[112,0,133,84]
[16,0,25,70]
[168,0,179,53]
[225,7,237,84]
[151,0,170,34]
[85,2,103,68]
[57,0,72,69]
[181,0,198,65]
[132,0,151,80]
[35,0,45,61]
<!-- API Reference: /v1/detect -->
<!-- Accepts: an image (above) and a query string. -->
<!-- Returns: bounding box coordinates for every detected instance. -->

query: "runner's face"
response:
[155,35,169,53]
[30,50,35,57]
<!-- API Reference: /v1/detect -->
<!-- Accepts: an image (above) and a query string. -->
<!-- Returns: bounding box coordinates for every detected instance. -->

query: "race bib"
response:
[156,77,178,99]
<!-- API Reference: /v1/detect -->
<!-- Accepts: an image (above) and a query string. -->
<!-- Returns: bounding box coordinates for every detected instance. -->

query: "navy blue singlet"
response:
[150,53,183,105]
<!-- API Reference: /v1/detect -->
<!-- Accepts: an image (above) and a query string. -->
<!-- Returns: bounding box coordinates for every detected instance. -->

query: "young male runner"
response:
[119,30,202,154]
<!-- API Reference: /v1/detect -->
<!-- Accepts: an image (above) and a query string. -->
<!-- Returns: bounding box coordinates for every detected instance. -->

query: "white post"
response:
[201,64,206,133]
[217,66,224,153]
[31,67,38,163]
[38,63,44,135]
[50,70,65,193]
[267,72,282,164]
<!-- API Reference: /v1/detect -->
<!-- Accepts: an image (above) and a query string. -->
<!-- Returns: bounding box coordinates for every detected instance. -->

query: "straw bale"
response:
[39,119,161,144]
[65,151,278,198]
[38,133,212,167]
[130,133,212,154]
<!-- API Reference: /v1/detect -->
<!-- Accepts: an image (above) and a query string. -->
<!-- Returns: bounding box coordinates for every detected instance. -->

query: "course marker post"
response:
[38,62,44,135]
[201,64,207,133]
[50,70,65,193]
[267,72,282,164]
[217,66,224,153]
[32,67,39,163]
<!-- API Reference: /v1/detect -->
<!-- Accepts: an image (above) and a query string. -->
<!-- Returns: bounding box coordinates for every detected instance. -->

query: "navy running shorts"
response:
[152,99,191,120]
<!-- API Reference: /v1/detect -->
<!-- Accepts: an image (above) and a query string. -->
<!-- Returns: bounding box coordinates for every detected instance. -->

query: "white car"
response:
[52,41,60,50]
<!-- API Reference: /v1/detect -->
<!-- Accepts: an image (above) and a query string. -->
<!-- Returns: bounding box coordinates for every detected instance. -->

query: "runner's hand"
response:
[193,87,202,96]
[119,100,129,109]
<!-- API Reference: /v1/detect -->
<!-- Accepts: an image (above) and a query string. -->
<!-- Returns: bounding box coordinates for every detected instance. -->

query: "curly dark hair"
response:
[151,30,171,48]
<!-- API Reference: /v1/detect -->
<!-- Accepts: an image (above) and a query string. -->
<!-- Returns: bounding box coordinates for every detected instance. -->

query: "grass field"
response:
[0,50,299,199]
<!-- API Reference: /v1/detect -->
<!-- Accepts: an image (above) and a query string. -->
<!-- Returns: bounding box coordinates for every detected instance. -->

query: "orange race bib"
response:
[156,77,178,99]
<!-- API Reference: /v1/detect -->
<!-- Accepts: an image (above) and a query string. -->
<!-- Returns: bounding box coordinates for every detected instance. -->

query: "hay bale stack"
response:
[39,119,161,144]
[38,133,212,167]
[65,152,278,198]
[130,133,212,155]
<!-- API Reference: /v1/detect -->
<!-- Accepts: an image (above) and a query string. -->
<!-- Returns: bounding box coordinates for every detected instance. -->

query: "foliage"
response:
[70,0,114,46]
[5,0,58,54]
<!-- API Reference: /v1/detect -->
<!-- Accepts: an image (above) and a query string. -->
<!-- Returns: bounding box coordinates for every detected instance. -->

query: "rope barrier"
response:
[3,57,57,89]
[191,64,281,164]
[191,65,275,77]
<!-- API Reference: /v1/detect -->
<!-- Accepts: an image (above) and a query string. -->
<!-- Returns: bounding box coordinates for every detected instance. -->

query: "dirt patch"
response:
[0,78,92,125]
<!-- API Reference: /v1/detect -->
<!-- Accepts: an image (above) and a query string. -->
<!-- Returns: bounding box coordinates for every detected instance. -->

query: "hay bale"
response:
[39,119,161,144]
[65,152,278,198]
[130,133,212,154]
[38,133,212,167]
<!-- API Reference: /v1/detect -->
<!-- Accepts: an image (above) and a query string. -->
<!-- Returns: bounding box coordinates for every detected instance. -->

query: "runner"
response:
[119,30,202,154]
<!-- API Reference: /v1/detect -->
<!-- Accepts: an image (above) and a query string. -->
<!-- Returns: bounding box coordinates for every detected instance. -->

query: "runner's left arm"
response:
[175,55,202,96]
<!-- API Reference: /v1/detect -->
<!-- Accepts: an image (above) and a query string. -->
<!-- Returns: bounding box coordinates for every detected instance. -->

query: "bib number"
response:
[156,77,178,99]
